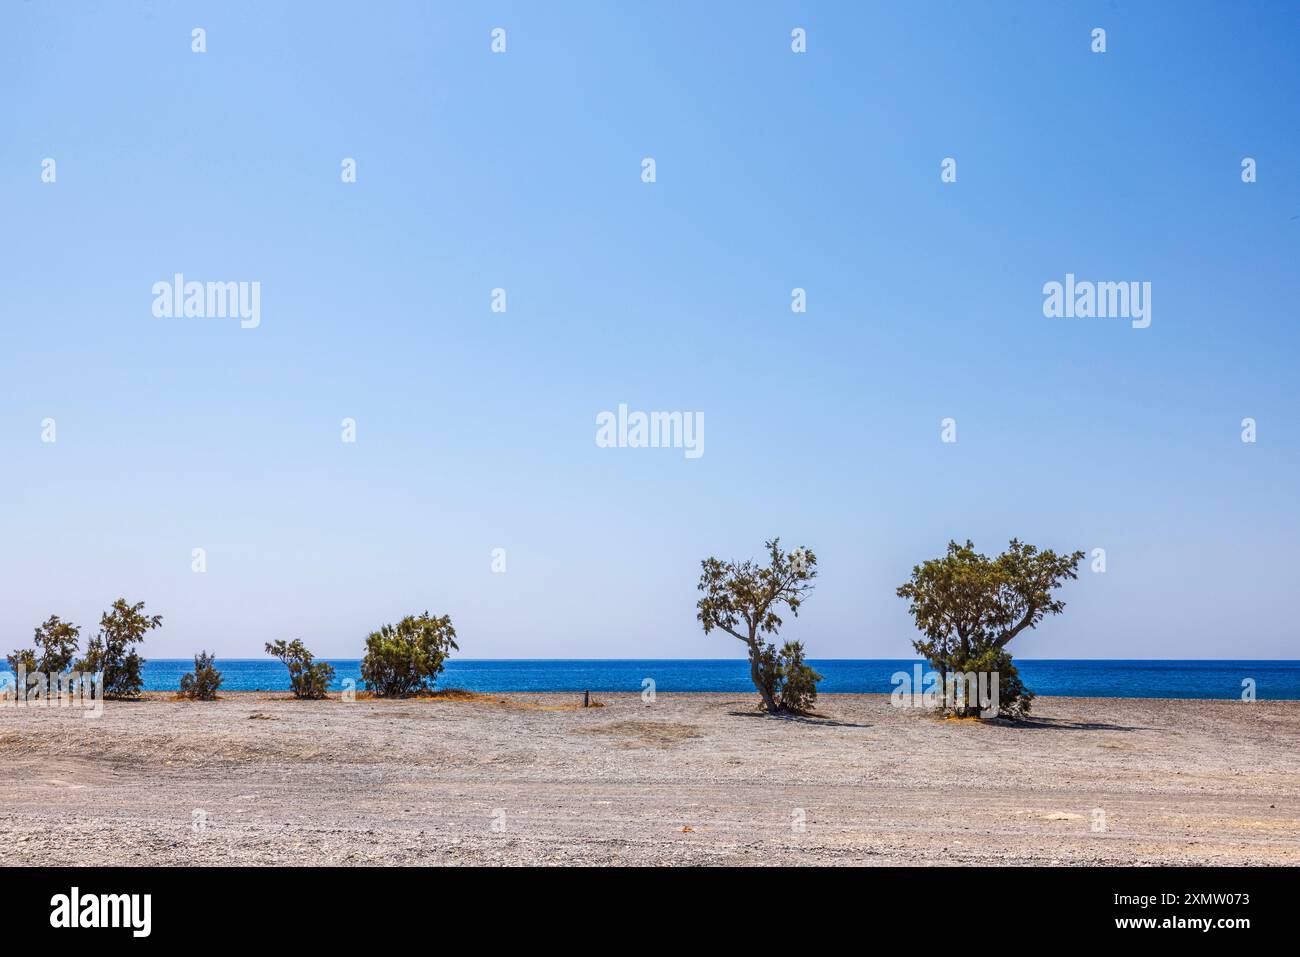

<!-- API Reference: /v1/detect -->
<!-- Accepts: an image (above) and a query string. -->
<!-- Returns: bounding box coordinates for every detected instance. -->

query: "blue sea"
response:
[119,659,1300,700]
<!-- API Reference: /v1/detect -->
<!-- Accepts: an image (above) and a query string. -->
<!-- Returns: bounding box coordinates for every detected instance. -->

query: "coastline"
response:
[59,658,1300,700]
[3,691,1297,866]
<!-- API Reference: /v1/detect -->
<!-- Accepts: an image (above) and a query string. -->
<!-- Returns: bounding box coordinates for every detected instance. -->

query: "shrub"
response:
[179,651,223,701]
[265,639,334,699]
[958,647,1033,720]
[75,599,162,700]
[361,612,458,697]
[777,640,823,714]
[738,639,823,715]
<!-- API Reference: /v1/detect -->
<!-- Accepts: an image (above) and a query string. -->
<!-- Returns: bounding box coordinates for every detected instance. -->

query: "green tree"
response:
[76,599,162,700]
[361,612,458,697]
[179,651,223,701]
[265,639,335,700]
[696,539,822,714]
[896,539,1084,718]
[7,615,81,676]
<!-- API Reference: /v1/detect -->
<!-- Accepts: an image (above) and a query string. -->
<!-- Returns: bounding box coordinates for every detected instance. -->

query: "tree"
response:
[76,599,162,700]
[179,651,223,701]
[696,538,822,714]
[265,639,334,700]
[7,615,81,676]
[896,539,1084,718]
[361,612,458,697]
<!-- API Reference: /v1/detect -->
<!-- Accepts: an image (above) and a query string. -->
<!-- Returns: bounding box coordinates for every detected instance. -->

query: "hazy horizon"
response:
[3,2,1297,660]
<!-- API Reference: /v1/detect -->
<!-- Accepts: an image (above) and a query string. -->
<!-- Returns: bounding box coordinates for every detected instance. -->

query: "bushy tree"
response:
[696,539,822,714]
[778,640,823,713]
[896,539,1083,718]
[265,639,334,699]
[361,612,458,697]
[7,615,81,676]
[76,599,162,700]
[179,651,223,701]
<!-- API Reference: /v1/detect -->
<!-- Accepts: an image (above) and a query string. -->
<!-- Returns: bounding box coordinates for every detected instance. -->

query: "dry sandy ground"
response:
[1,691,1297,866]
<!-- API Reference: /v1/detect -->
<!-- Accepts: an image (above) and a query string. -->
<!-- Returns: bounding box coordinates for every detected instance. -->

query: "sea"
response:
[117,658,1300,700]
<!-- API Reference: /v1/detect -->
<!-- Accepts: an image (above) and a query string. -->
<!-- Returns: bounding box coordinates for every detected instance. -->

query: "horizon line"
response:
[102,656,1300,664]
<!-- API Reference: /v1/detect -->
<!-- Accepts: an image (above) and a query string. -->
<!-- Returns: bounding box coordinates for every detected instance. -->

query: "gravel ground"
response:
[1,691,1297,866]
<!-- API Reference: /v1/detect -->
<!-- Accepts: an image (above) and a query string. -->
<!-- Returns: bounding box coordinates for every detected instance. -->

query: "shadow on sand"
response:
[726,709,870,729]
[1013,715,1154,733]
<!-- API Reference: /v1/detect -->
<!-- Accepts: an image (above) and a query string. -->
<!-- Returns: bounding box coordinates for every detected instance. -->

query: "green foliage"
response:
[6,648,38,677]
[361,612,458,697]
[696,539,822,714]
[964,647,1034,720]
[179,651,223,701]
[75,599,162,700]
[265,639,334,699]
[777,640,823,714]
[7,615,81,676]
[896,539,1082,717]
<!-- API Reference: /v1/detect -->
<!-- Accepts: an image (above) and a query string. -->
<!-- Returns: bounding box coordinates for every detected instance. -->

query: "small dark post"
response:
[583,690,590,708]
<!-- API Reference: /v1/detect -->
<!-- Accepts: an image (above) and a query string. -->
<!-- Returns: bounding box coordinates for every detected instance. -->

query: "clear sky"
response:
[2,2,1297,660]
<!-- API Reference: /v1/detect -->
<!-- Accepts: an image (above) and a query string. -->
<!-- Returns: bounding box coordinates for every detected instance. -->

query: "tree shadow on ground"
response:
[726,709,870,729]
[1011,715,1154,733]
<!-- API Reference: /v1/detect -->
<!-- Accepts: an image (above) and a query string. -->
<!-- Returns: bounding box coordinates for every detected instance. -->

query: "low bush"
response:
[179,651,223,700]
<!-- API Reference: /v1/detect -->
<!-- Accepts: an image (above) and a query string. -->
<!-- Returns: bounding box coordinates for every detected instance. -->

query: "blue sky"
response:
[2,2,1297,660]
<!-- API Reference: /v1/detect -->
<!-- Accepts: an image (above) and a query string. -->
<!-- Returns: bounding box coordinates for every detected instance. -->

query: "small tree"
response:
[265,639,334,699]
[7,615,81,676]
[896,539,1084,718]
[76,599,162,700]
[179,651,223,701]
[696,538,822,714]
[361,612,458,697]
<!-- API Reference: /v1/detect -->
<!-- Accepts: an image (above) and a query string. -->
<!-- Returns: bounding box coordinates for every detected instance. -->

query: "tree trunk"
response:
[747,643,779,714]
